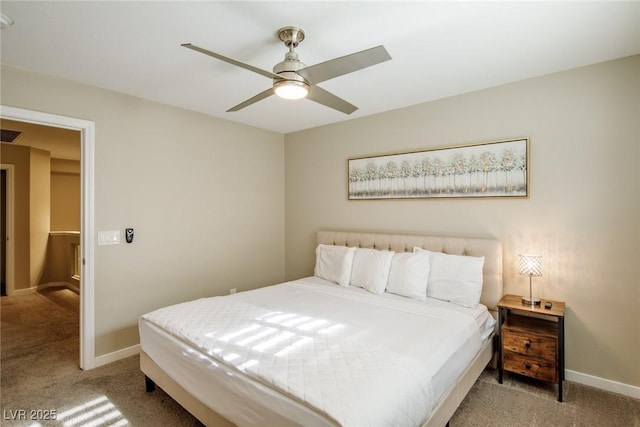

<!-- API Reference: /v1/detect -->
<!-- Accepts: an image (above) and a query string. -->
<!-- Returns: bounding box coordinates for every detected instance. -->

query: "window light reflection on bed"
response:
[257,312,331,333]
[218,324,260,341]
[262,312,297,324]
[238,359,259,371]
[282,316,311,327]
[253,330,295,352]
[207,310,345,363]
[297,319,329,331]
[318,324,344,335]
[187,348,219,368]
[223,353,240,362]
[236,327,278,346]
[275,336,313,357]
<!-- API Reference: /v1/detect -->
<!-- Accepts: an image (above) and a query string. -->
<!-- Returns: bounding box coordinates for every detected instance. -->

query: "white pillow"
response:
[386,251,431,301]
[314,244,356,287]
[414,247,484,308]
[350,248,395,294]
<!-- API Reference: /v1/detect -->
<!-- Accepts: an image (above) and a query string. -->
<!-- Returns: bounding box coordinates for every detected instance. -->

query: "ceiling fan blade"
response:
[182,43,283,81]
[297,45,391,85]
[307,86,358,115]
[227,87,275,112]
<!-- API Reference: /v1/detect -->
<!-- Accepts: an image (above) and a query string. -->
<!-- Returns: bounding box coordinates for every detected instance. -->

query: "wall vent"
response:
[1,129,22,143]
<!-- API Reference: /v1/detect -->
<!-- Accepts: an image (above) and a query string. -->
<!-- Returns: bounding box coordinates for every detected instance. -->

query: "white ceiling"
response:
[1,1,638,134]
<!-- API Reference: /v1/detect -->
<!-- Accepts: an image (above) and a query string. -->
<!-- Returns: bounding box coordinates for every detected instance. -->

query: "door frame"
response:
[0,164,15,295]
[0,105,96,370]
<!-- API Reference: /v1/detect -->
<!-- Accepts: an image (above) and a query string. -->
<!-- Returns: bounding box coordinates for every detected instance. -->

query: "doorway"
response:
[1,169,6,296]
[0,105,95,370]
[0,164,14,297]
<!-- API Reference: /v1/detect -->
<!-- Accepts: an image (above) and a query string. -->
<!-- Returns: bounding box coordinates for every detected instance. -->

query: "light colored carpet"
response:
[1,288,201,427]
[451,370,640,426]
[1,288,638,426]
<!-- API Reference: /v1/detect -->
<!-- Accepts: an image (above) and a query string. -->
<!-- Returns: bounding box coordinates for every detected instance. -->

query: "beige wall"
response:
[29,147,50,287]
[50,159,81,231]
[0,144,53,290]
[0,144,31,290]
[40,232,80,287]
[1,65,286,356]
[285,56,640,387]
[51,158,80,174]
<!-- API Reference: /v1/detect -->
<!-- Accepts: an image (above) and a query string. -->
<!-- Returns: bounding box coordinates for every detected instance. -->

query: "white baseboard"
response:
[94,344,140,368]
[12,283,78,295]
[37,282,79,293]
[566,369,640,399]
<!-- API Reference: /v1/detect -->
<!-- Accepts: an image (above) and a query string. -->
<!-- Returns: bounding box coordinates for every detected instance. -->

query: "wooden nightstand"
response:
[497,294,566,401]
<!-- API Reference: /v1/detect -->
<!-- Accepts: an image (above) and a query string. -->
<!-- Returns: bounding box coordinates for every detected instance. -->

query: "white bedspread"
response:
[141,277,493,427]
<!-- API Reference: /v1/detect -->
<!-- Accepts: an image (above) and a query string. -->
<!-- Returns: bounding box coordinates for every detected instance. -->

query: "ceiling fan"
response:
[182,26,391,114]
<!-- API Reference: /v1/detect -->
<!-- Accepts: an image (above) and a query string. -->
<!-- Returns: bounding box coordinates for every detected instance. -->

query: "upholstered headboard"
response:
[317,230,503,313]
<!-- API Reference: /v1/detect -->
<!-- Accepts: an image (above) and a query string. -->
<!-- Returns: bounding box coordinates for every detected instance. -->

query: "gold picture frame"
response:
[348,138,529,200]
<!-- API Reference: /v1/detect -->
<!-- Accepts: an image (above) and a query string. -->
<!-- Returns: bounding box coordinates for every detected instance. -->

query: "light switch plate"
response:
[98,230,121,245]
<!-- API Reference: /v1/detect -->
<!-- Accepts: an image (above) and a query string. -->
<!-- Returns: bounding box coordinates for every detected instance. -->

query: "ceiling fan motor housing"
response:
[273,51,308,85]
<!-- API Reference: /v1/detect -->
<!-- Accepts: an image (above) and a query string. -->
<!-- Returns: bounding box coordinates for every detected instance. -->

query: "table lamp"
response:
[519,254,542,306]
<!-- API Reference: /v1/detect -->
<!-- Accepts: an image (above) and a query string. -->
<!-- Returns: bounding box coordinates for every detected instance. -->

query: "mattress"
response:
[140,277,495,427]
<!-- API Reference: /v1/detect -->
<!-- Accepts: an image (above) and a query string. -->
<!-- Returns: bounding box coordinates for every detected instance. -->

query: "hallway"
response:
[1,287,79,394]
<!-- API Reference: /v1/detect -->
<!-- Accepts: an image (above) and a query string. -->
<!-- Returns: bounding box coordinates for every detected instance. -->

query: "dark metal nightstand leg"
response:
[558,317,564,402]
[498,307,505,384]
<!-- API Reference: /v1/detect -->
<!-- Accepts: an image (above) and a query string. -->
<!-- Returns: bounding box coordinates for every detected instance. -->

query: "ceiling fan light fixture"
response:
[274,80,309,100]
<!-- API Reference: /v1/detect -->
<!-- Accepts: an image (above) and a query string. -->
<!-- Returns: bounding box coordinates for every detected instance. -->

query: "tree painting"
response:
[348,138,528,199]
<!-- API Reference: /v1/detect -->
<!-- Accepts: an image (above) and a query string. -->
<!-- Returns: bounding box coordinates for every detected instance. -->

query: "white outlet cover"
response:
[98,230,121,245]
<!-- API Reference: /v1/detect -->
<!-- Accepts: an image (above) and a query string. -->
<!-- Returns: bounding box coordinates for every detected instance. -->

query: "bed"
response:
[140,230,503,427]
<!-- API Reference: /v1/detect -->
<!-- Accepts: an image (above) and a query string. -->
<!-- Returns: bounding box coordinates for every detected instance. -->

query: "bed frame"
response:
[141,230,503,427]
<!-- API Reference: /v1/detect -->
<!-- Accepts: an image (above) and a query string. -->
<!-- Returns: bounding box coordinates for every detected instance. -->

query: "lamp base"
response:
[522,296,541,307]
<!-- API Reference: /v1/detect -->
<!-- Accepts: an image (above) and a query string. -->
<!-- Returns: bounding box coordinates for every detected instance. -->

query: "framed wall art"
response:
[348,138,529,200]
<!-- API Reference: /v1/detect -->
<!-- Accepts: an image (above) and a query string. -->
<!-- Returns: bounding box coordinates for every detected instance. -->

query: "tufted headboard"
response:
[317,230,503,313]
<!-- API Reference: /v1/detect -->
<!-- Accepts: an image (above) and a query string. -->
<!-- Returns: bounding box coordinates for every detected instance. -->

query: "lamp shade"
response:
[518,254,542,277]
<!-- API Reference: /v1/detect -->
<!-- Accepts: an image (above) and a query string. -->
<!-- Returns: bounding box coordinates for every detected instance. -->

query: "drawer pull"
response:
[524,342,531,349]
[525,364,531,370]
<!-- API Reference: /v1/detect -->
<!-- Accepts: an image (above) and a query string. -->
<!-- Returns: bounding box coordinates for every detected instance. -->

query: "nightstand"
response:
[497,294,566,401]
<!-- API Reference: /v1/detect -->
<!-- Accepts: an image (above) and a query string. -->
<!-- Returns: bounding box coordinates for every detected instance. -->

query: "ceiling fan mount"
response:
[181,26,391,114]
[277,26,305,48]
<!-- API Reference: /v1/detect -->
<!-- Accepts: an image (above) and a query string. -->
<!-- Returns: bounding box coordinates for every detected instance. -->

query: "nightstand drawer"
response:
[503,351,557,382]
[502,329,556,360]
